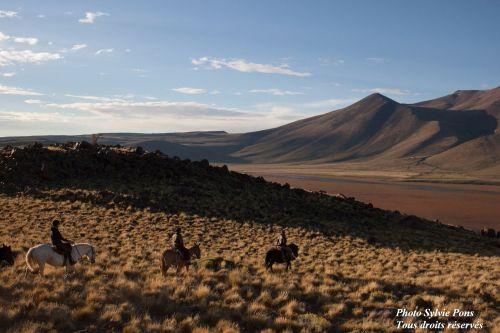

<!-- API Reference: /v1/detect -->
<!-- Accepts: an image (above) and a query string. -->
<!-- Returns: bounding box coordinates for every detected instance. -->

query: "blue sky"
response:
[0,0,499,136]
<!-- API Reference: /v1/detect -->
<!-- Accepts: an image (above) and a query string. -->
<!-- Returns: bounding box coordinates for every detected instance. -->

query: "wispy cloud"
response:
[318,57,345,66]
[249,88,304,96]
[24,99,43,104]
[352,87,411,96]
[0,84,43,96]
[95,48,113,55]
[0,10,18,18]
[172,87,206,95]
[79,12,109,24]
[71,44,87,51]
[65,94,126,102]
[302,98,357,109]
[13,37,38,45]
[0,50,61,67]
[1,72,15,77]
[191,57,311,77]
[366,57,390,64]
[60,44,87,53]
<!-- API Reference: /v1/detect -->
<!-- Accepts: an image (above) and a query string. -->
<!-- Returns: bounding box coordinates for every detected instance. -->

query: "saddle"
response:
[51,246,66,255]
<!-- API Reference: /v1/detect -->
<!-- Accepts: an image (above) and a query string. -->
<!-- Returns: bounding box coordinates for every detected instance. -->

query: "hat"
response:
[52,219,60,227]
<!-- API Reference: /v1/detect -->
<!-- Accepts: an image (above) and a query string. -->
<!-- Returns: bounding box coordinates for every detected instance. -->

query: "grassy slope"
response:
[0,143,499,332]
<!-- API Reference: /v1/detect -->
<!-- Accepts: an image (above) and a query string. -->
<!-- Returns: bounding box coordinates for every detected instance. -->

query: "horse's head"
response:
[289,243,299,258]
[191,243,201,259]
[88,245,96,264]
[76,244,96,264]
[0,244,14,266]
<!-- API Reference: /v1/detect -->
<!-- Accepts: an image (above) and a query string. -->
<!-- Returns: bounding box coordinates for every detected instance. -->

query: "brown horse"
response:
[161,244,201,276]
[265,243,299,271]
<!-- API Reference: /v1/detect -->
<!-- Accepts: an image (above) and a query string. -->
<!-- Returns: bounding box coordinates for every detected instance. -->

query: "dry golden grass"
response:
[0,193,499,332]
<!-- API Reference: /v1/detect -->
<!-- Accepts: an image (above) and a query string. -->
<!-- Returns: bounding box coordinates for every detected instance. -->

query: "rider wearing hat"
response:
[50,219,75,265]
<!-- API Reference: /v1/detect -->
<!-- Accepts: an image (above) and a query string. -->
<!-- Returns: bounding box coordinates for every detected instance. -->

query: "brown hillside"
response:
[233,93,496,163]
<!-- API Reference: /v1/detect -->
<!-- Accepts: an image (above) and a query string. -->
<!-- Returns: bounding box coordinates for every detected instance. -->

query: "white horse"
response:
[25,243,95,275]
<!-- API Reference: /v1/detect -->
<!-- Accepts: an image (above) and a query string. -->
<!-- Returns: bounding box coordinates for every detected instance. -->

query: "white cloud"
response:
[249,88,304,96]
[0,49,61,67]
[79,12,109,24]
[13,37,38,45]
[209,90,221,95]
[191,57,311,77]
[71,44,87,51]
[352,87,411,96]
[0,84,43,96]
[24,99,43,104]
[302,98,357,109]
[366,57,390,64]
[0,11,17,18]
[37,14,46,18]
[1,72,15,77]
[0,110,66,123]
[95,48,113,55]
[172,87,206,95]
[0,32,9,41]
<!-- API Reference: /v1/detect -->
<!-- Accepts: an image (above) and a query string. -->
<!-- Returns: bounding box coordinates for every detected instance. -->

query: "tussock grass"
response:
[0,193,499,332]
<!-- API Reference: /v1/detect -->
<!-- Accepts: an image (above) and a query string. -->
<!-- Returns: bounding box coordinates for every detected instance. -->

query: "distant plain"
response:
[228,164,500,231]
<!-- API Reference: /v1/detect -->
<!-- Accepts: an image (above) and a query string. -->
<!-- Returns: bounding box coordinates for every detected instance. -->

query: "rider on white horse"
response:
[51,219,75,265]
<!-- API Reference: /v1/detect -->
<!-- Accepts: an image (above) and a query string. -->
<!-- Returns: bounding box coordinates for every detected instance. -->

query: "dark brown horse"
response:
[0,244,14,267]
[265,243,299,271]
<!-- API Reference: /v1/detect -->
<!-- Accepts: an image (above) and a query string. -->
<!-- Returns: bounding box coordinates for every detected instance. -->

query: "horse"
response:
[25,243,95,275]
[265,243,299,271]
[161,244,201,276]
[0,244,14,267]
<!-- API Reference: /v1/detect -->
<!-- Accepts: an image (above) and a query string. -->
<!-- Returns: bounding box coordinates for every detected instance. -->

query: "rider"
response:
[50,219,75,265]
[171,227,190,262]
[276,228,294,261]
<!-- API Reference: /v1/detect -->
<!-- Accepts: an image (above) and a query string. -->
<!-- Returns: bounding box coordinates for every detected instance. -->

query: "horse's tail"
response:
[161,251,167,276]
[264,251,272,269]
[25,248,37,273]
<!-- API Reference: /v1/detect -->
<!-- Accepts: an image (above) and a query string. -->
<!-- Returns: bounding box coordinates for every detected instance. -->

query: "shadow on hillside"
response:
[7,183,498,258]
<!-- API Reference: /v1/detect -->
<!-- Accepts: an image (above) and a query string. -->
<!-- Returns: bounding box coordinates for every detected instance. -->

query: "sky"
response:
[0,0,499,136]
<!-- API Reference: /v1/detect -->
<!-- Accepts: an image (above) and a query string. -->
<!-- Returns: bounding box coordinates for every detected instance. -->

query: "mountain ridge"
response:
[1,87,499,178]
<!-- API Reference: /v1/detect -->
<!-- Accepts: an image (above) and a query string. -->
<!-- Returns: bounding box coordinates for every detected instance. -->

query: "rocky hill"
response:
[0,142,496,254]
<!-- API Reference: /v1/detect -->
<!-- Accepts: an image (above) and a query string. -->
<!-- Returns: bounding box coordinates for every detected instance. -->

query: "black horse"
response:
[265,243,299,271]
[0,244,14,267]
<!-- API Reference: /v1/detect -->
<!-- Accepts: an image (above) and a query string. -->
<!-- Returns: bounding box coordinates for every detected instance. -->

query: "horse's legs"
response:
[38,262,45,275]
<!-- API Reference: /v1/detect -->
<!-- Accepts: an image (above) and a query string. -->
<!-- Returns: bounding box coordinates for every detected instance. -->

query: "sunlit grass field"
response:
[1,192,498,332]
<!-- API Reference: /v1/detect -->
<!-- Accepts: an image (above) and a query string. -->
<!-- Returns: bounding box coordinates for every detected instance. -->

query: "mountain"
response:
[414,87,500,175]
[1,87,499,178]
[415,87,500,122]
[232,93,496,163]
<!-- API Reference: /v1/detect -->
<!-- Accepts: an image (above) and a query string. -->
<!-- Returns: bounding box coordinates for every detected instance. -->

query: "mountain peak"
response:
[356,92,396,106]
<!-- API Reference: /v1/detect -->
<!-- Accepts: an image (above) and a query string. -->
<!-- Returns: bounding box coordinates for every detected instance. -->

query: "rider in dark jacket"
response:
[276,229,294,260]
[171,227,190,261]
[51,220,75,265]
